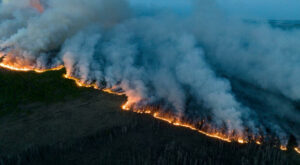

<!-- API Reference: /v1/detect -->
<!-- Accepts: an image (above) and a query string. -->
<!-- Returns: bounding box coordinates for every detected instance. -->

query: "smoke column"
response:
[0,0,299,148]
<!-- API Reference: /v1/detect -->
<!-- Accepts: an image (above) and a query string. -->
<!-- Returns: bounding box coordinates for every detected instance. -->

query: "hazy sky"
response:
[129,0,300,20]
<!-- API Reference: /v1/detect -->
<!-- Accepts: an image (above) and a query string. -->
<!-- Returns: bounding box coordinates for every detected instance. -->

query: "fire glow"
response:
[280,145,287,151]
[30,0,44,13]
[0,62,299,155]
[122,103,241,143]
[0,63,64,73]
[154,112,233,143]
[63,74,99,89]
[295,147,300,154]
[0,0,300,158]
[63,74,125,96]
[0,60,248,144]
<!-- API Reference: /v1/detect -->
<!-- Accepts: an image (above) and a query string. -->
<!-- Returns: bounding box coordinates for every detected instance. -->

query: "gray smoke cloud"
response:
[0,0,299,145]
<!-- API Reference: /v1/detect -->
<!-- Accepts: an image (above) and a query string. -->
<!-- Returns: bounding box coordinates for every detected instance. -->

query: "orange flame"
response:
[0,61,299,154]
[280,145,287,151]
[238,138,247,144]
[63,74,126,97]
[0,63,64,73]
[0,51,63,73]
[152,112,233,143]
[102,88,124,96]
[63,74,99,89]
[124,106,235,143]
[30,0,44,13]
[121,102,131,111]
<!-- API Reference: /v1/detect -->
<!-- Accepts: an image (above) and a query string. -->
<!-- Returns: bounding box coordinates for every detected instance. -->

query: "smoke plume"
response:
[0,0,299,146]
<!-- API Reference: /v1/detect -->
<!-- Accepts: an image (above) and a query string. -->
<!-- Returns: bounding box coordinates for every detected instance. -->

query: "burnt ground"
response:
[0,69,299,165]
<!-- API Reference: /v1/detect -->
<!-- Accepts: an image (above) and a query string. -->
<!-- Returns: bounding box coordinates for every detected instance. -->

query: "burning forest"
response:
[0,0,300,158]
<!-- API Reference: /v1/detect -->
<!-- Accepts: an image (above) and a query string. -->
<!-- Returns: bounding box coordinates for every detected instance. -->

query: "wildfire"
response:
[63,74,99,89]
[280,145,287,151]
[238,138,247,144]
[120,103,300,154]
[118,102,300,151]
[119,102,253,143]
[198,129,232,143]
[0,63,64,73]
[30,0,44,13]
[1,0,43,14]
[63,74,127,97]
[102,88,124,96]
[121,102,131,111]
[131,109,234,143]
[153,111,236,143]
[0,61,299,155]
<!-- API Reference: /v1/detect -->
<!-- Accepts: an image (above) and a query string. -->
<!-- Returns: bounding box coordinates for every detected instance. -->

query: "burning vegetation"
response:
[0,0,300,159]
[0,61,299,155]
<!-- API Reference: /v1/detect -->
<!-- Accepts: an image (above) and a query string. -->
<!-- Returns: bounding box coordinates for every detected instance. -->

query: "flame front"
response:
[280,145,287,151]
[121,102,131,111]
[63,74,98,89]
[0,51,63,73]
[63,74,126,97]
[152,111,232,143]
[121,105,236,143]
[0,61,299,155]
[0,63,64,73]
[0,60,267,145]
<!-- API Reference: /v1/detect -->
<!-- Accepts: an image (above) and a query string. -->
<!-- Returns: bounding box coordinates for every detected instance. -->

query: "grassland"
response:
[0,68,299,165]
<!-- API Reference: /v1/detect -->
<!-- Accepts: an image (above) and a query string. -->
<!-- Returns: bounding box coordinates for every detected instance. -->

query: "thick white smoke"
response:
[0,0,299,144]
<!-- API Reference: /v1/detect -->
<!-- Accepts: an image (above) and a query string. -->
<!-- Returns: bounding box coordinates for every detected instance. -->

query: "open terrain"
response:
[0,69,299,165]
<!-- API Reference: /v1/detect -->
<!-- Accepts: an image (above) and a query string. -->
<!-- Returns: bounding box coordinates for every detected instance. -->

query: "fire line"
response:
[0,62,299,155]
